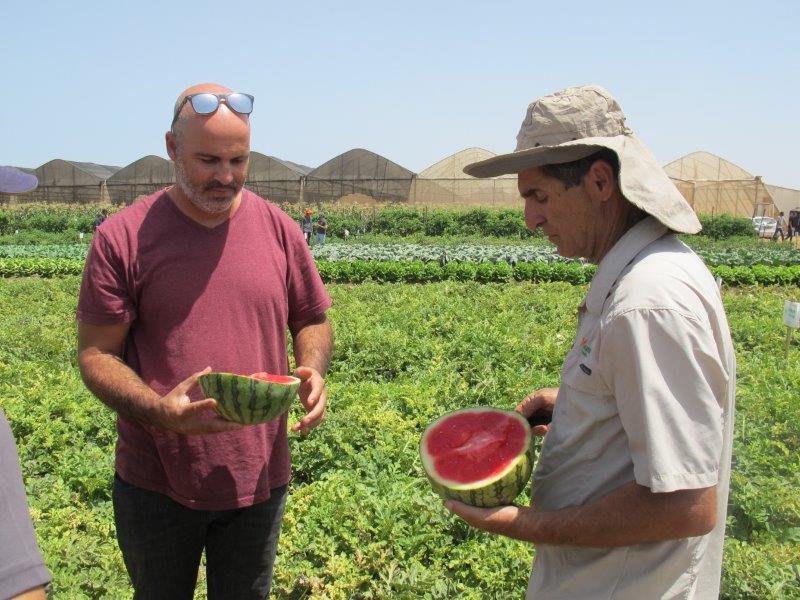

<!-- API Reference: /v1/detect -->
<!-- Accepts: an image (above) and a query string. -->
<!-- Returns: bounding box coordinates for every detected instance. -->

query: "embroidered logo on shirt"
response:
[579,336,592,357]
[579,363,592,375]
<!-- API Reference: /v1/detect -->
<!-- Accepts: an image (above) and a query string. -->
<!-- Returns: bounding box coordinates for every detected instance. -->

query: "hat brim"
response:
[0,166,38,194]
[463,136,701,234]
[463,139,614,178]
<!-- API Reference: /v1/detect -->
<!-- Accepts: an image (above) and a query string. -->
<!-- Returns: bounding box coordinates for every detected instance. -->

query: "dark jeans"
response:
[113,474,287,600]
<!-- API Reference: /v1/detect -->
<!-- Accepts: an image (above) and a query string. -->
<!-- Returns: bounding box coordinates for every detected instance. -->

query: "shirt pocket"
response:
[560,320,609,398]
[548,325,617,461]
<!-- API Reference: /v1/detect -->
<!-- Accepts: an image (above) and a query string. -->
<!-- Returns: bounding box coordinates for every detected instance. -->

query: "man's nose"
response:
[215,163,235,185]
[524,199,544,231]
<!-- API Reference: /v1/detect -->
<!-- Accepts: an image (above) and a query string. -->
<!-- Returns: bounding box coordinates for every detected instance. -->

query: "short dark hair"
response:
[540,148,620,189]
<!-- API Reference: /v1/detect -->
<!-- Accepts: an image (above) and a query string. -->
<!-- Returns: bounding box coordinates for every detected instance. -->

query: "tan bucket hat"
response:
[463,85,701,234]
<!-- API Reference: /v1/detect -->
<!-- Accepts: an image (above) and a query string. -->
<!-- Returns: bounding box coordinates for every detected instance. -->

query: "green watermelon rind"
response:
[197,372,301,425]
[420,407,535,508]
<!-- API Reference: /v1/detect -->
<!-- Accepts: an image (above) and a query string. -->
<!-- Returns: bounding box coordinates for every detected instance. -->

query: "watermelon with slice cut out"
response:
[420,407,534,507]
[198,371,301,425]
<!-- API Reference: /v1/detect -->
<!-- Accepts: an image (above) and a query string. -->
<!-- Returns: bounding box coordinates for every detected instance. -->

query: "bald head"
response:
[171,82,250,141]
[166,81,251,165]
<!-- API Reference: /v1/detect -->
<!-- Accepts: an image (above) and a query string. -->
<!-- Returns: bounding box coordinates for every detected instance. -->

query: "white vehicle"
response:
[751,216,777,238]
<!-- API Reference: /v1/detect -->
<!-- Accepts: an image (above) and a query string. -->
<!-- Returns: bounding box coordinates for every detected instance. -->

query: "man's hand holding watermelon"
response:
[292,365,327,435]
[517,387,557,436]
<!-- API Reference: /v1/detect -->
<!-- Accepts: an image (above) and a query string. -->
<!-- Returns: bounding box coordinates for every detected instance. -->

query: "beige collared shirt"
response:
[527,217,736,600]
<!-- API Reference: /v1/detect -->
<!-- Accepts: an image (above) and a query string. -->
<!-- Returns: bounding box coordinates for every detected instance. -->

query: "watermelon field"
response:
[0,205,799,599]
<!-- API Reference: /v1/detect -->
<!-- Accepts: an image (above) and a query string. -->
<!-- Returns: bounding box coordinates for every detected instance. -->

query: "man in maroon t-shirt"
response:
[76,83,333,599]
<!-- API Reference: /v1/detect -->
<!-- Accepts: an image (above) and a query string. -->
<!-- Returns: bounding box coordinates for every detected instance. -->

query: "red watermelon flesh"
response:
[250,372,299,384]
[424,410,528,484]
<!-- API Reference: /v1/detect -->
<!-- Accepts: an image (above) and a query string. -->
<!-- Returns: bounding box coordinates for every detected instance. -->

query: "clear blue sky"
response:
[3,0,798,187]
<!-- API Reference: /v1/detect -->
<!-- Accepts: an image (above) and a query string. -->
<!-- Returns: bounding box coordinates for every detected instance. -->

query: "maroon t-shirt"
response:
[76,189,332,510]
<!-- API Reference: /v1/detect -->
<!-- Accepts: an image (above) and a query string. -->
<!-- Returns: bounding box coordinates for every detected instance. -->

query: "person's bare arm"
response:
[11,585,48,600]
[446,481,716,546]
[77,322,240,434]
[289,314,333,434]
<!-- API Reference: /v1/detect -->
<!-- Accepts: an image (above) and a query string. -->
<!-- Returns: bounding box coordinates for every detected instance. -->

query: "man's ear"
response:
[165,131,178,162]
[585,159,617,202]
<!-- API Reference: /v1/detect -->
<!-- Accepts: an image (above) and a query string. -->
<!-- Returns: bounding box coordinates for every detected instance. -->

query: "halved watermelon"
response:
[420,407,534,507]
[198,371,301,425]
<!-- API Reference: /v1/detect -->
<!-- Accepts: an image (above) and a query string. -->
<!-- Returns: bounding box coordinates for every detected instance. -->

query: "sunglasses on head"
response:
[171,92,255,128]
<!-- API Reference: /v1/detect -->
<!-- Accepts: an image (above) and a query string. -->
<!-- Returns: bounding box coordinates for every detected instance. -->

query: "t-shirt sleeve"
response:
[601,307,728,493]
[0,412,51,599]
[282,217,332,328]
[76,230,137,325]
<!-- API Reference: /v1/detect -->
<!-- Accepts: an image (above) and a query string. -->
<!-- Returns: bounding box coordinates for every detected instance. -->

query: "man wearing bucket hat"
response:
[445,85,735,599]
[0,167,51,600]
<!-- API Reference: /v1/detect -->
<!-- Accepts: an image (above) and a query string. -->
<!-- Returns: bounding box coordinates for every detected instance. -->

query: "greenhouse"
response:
[665,151,779,218]
[106,155,174,205]
[764,183,800,217]
[303,148,415,205]
[412,147,519,208]
[245,152,309,204]
[8,159,120,204]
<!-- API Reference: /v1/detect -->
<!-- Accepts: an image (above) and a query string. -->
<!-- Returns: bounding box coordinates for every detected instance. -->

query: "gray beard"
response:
[175,166,236,215]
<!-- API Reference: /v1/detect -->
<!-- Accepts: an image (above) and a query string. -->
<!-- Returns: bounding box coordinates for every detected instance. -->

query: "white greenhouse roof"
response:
[663,151,753,181]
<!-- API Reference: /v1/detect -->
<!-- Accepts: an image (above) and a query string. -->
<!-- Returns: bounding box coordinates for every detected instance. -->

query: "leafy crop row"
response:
[0,244,90,260]
[0,204,102,234]
[3,257,799,286]
[316,260,594,284]
[0,258,85,277]
[313,244,800,267]
[313,243,569,264]
[316,261,800,286]
[712,265,800,286]
[1,204,540,239]
[2,241,798,266]
[698,247,800,267]
[1,203,759,240]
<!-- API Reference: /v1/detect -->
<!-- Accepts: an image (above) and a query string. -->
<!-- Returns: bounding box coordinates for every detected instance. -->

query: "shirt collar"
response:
[584,216,669,316]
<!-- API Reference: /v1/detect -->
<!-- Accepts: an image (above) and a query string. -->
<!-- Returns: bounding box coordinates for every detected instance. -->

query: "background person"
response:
[300,207,313,245]
[315,213,328,245]
[787,209,799,242]
[0,166,51,600]
[0,412,51,600]
[93,208,109,231]
[449,85,736,600]
[76,83,333,599]
[773,211,787,241]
